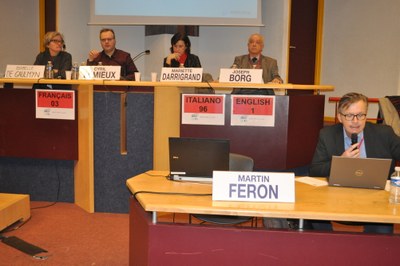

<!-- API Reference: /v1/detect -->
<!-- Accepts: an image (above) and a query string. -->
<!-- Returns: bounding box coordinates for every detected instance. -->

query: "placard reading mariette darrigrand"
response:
[212,171,295,203]
[231,95,275,127]
[79,66,121,80]
[219,68,263,84]
[35,89,75,120]
[5,65,45,79]
[160,67,203,82]
[181,94,225,125]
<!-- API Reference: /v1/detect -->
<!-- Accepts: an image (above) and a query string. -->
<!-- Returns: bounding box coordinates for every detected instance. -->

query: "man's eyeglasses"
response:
[100,38,114,42]
[340,113,367,121]
[50,39,63,44]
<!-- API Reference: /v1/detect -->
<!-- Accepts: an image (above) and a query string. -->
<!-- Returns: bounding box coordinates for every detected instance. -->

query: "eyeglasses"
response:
[100,38,114,42]
[50,39,63,44]
[340,113,367,121]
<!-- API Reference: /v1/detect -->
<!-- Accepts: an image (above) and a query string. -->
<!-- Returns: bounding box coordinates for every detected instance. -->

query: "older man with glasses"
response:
[308,92,400,234]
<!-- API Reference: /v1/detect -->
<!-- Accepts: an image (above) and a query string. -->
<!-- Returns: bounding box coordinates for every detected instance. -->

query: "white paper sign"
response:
[219,68,263,84]
[79,65,121,80]
[160,67,203,82]
[212,171,295,203]
[35,89,75,120]
[5,65,45,79]
[181,94,225,125]
[230,95,275,127]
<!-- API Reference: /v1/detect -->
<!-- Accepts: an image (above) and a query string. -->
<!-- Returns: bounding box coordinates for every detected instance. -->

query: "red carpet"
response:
[0,201,129,265]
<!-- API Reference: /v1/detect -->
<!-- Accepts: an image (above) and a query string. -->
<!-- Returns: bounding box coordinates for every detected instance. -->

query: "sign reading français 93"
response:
[35,89,75,120]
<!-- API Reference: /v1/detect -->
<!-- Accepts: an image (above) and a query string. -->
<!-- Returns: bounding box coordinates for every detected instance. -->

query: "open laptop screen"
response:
[328,156,391,189]
[169,137,230,182]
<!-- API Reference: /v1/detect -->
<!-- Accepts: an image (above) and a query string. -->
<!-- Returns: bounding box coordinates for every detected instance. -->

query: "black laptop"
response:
[328,156,392,189]
[168,137,230,182]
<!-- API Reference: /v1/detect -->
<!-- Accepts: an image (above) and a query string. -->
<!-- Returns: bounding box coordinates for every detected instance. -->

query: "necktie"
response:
[251,57,257,64]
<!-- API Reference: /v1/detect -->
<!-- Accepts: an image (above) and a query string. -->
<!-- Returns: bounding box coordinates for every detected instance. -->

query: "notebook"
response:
[328,156,392,189]
[168,137,230,182]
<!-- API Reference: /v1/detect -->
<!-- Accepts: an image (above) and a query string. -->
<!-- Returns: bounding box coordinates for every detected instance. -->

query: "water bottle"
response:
[45,61,53,79]
[389,166,400,204]
[71,62,79,80]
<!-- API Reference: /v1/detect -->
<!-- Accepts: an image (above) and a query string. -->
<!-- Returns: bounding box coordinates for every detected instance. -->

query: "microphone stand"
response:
[132,50,150,61]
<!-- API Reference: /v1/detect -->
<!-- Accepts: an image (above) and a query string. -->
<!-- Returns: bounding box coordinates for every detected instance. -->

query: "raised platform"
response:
[0,193,30,231]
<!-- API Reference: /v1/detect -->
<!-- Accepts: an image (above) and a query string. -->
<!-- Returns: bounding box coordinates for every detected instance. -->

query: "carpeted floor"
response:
[0,201,129,265]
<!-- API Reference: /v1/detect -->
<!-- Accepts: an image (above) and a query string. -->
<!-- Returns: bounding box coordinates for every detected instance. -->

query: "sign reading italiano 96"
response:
[181,94,225,125]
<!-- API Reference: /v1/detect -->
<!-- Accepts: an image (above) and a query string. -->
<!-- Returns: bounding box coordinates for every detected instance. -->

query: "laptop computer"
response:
[328,156,392,189]
[168,137,230,182]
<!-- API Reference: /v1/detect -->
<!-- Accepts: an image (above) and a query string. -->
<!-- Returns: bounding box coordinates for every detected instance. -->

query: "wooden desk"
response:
[0,193,30,231]
[126,171,400,265]
[0,79,333,213]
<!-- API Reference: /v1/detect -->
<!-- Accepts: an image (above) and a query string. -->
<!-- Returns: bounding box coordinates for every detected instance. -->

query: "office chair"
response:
[191,153,256,225]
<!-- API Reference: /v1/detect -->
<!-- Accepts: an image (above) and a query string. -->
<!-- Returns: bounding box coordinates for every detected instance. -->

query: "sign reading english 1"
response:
[160,67,203,82]
[212,171,295,203]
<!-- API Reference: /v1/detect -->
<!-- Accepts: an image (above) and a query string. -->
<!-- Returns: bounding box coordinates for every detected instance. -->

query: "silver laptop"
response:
[168,137,230,182]
[329,156,392,189]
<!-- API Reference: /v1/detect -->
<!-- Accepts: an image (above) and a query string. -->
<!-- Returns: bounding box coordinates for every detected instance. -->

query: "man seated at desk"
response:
[231,33,283,95]
[309,92,400,234]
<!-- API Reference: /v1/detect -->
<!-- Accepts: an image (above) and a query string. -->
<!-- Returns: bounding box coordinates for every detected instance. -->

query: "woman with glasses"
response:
[34,31,72,80]
[309,92,400,234]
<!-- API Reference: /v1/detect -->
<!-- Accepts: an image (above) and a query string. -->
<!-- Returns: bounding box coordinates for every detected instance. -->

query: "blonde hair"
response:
[43,31,65,48]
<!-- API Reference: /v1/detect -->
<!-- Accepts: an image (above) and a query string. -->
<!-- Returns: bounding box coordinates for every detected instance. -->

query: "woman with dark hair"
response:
[163,32,201,68]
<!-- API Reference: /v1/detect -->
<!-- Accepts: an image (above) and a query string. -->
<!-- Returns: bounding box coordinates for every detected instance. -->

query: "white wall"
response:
[321,0,400,117]
[1,0,400,119]
[0,0,39,75]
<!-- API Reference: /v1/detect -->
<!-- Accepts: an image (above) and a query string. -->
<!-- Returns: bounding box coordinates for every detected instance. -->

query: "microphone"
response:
[132,50,150,61]
[351,133,358,150]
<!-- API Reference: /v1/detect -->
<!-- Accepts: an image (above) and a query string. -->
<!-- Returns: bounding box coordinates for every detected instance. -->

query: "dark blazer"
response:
[34,49,72,79]
[233,54,282,83]
[163,53,201,68]
[309,123,400,177]
[87,49,138,80]
[231,54,282,95]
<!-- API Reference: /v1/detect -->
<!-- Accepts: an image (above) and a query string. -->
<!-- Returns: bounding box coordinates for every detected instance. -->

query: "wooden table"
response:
[126,171,400,265]
[0,193,30,231]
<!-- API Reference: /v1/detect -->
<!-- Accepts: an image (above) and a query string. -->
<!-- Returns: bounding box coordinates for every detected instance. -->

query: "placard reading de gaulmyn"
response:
[35,89,75,120]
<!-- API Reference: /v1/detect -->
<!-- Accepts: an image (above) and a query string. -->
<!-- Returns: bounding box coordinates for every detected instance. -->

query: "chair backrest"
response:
[229,153,254,171]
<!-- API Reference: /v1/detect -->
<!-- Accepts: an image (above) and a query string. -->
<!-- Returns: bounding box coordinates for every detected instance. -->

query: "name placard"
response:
[5,65,45,79]
[219,68,263,84]
[79,66,121,80]
[212,171,295,203]
[181,94,225,125]
[160,67,203,82]
[231,95,275,127]
[35,89,75,120]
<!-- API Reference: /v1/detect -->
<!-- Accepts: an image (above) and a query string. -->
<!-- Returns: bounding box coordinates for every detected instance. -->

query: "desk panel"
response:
[0,88,78,160]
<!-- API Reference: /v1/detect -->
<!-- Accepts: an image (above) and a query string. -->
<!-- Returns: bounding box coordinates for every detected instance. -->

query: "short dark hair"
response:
[338,92,369,113]
[99,28,115,39]
[170,32,191,54]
